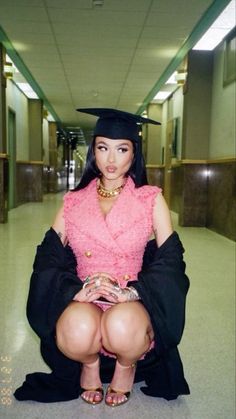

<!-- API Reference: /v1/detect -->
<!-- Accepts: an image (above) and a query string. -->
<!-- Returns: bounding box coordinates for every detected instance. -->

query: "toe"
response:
[94,391,102,403]
[81,390,103,404]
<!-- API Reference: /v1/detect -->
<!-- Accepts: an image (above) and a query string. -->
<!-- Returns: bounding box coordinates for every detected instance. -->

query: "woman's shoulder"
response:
[130,180,162,200]
[139,183,162,195]
[63,179,96,208]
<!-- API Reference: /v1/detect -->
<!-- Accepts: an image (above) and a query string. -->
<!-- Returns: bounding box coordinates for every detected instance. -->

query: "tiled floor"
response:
[0,193,235,419]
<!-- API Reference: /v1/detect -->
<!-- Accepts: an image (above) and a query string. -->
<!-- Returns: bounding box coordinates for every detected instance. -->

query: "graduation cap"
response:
[77,108,161,185]
[77,108,161,143]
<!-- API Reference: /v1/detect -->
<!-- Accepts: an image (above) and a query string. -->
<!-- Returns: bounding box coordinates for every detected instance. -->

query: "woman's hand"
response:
[73,272,139,304]
[72,272,116,303]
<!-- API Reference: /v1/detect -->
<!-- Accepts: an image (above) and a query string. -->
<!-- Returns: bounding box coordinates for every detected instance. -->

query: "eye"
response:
[118,147,129,153]
[97,145,107,151]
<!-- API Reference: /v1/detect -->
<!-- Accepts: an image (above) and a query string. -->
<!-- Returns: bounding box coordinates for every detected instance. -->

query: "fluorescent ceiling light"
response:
[47,113,55,122]
[193,0,235,50]
[92,0,104,7]
[154,91,172,101]
[6,54,19,74]
[165,72,178,84]
[7,54,37,97]
[16,83,39,99]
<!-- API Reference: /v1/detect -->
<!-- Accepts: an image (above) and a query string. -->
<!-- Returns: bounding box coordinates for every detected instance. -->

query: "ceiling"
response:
[0,0,229,136]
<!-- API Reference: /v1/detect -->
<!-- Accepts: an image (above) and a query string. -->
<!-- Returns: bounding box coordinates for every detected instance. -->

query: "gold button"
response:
[85,250,92,257]
[123,274,131,281]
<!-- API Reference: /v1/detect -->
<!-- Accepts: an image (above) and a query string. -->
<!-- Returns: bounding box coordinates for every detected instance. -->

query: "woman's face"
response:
[94,136,134,183]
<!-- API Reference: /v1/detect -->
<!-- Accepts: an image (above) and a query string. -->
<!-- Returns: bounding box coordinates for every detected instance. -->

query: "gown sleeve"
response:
[26,228,83,339]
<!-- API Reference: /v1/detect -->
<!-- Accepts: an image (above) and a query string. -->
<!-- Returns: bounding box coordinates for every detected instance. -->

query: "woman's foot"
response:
[105,360,136,407]
[80,357,103,405]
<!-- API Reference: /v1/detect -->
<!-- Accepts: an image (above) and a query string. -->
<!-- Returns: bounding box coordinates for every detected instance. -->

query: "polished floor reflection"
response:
[0,193,235,419]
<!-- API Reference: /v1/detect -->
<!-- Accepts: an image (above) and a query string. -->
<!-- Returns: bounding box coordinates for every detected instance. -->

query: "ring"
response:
[109,292,118,300]
[83,276,91,289]
[95,279,101,287]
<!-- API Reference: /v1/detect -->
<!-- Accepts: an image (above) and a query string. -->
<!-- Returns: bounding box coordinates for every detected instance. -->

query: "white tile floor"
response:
[0,193,235,419]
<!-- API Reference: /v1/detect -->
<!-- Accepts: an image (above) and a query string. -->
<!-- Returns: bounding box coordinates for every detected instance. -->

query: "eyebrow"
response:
[116,142,131,147]
[96,140,131,147]
[96,141,107,145]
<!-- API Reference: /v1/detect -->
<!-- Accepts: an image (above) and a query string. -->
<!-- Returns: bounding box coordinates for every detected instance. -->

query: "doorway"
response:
[8,109,16,209]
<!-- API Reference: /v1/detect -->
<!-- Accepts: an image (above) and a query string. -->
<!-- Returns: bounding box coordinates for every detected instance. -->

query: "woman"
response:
[14,108,189,405]
[52,108,173,406]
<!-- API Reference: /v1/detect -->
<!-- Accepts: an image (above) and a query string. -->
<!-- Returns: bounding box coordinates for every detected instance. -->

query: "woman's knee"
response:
[56,302,102,356]
[101,303,151,352]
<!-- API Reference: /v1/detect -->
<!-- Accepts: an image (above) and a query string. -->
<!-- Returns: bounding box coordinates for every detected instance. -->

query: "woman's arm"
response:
[153,193,173,247]
[52,205,67,246]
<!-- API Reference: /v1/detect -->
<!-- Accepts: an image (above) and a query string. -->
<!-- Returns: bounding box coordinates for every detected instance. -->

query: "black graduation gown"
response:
[14,228,190,402]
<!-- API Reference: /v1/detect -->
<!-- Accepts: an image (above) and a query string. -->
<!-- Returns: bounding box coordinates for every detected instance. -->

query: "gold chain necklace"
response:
[97,180,124,198]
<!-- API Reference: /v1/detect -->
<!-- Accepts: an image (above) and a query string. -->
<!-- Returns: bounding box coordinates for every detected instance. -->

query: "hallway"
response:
[0,193,235,419]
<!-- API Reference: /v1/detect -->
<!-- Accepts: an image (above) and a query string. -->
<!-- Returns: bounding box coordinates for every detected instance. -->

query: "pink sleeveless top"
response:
[63,177,161,287]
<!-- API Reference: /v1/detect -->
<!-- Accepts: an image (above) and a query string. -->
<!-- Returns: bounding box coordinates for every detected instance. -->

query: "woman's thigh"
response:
[101,302,154,352]
[56,302,103,354]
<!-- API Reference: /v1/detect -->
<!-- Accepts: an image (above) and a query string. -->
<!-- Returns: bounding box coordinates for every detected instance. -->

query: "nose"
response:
[108,149,115,163]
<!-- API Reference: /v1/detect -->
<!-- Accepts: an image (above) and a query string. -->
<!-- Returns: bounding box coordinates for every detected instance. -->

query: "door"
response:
[8,109,16,209]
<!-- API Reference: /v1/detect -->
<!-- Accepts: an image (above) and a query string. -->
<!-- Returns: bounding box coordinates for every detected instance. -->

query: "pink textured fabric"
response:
[63,176,161,357]
[63,176,161,287]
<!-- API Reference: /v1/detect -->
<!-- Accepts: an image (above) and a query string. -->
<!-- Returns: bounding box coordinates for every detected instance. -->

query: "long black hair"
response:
[73,137,148,191]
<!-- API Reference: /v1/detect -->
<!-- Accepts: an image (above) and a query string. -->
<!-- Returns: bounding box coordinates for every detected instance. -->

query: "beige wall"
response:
[161,101,168,161]
[6,79,29,161]
[146,103,162,164]
[209,43,236,158]
[28,99,43,161]
[43,118,50,165]
[0,45,6,153]
[172,87,184,160]
[163,87,184,161]
[182,50,213,159]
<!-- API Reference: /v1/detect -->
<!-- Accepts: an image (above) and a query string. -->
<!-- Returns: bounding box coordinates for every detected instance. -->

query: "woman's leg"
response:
[56,301,103,403]
[101,302,154,405]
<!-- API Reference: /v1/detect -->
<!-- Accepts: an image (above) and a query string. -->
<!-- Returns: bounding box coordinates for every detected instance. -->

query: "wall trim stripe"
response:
[16,160,44,165]
[182,158,236,164]
[147,158,236,168]
[146,164,165,169]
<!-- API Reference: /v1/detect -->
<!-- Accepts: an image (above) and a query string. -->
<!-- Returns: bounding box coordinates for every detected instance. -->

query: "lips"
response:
[106,166,117,173]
